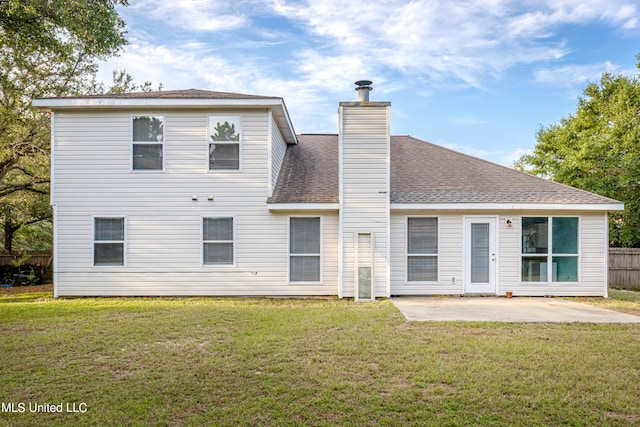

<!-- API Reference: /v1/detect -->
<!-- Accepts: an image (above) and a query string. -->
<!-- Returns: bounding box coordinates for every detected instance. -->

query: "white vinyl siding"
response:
[339,104,390,298]
[391,212,462,295]
[270,114,287,195]
[51,109,339,296]
[504,213,605,296]
[391,211,608,297]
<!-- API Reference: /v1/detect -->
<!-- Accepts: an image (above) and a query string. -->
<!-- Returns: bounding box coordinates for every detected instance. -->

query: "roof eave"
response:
[32,97,298,145]
[267,203,339,211]
[390,202,625,211]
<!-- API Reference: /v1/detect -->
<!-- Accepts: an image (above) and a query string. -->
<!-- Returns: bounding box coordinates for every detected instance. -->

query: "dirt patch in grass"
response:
[0,283,52,295]
[567,289,640,315]
[0,284,53,303]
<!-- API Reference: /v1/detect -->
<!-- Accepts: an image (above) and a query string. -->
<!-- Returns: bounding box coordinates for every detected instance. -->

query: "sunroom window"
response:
[522,217,578,282]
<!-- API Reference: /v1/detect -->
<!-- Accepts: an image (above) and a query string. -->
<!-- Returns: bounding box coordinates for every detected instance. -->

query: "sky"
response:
[97,0,640,166]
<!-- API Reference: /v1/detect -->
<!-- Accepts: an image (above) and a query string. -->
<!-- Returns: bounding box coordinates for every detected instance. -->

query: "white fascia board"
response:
[33,97,284,109]
[270,102,298,145]
[267,203,339,211]
[32,97,298,145]
[390,203,625,211]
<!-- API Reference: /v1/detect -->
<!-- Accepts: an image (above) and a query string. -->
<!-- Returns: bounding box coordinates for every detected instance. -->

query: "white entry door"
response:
[464,217,497,294]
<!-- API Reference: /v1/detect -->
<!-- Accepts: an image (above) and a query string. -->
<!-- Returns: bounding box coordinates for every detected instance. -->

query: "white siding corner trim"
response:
[52,205,58,298]
[267,111,273,196]
[50,112,55,205]
[604,212,609,298]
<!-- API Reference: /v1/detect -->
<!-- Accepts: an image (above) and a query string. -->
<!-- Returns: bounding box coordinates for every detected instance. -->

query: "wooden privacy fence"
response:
[0,251,53,283]
[609,248,640,289]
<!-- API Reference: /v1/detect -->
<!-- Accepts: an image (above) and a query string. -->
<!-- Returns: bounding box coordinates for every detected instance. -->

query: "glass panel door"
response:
[471,223,490,283]
[464,217,497,294]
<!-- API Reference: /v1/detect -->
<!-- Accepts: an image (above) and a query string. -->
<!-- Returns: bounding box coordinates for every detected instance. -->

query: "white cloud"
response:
[267,0,639,88]
[507,1,639,36]
[449,116,488,126]
[533,61,620,87]
[129,0,249,32]
[499,148,531,166]
[441,142,530,166]
[98,38,338,132]
[106,0,640,98]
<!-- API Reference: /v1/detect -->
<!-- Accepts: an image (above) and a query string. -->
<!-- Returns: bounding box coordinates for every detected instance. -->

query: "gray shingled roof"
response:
[55,88,280,100]
[268,134,339,203]
[268,134,621,206]
[390,136,619,204]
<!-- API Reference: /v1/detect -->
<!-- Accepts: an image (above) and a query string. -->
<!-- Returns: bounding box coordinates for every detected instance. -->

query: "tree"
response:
[0,0,130,252]
[103,69,163,94]
[516,57,640,247]
[1,191,51,252]
[0,0,127,58]
[211,121,240,141]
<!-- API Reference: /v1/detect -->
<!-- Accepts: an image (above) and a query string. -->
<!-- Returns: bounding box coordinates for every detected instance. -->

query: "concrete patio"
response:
[391,296,640,323]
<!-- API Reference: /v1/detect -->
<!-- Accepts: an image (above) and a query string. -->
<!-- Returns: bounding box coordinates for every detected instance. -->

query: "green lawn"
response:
[567,289,640,315]
[1,289,639,426]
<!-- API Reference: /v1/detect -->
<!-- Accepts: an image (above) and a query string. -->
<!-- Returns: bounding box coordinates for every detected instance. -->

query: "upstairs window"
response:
[132,115,164,170]
[208,115,241,170]
[94,217,125,266]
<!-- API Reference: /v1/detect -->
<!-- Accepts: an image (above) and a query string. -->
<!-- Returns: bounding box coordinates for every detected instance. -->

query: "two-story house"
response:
[34,82,623,298]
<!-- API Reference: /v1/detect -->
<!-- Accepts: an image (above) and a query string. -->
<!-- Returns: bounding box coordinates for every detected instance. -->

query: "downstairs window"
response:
[521,217,578,283]
[289,217,321,282]
[94,217,125,266]
[407,217,438,282]
[203,217,234,265]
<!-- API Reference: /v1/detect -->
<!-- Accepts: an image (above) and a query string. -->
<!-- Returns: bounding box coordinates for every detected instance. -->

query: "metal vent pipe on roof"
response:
[355,80,372,102]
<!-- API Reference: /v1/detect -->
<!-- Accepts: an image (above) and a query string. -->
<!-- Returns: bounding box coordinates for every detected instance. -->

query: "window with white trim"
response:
[521,217,579,282]
[132,115,164,170]
[94,217,125,266]
[407,217,438,281]
[289,217,321,282]
[203,217,234,265]
[208,115,241,170]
